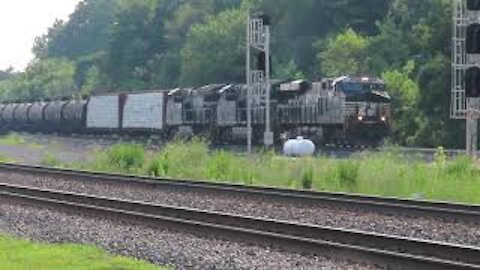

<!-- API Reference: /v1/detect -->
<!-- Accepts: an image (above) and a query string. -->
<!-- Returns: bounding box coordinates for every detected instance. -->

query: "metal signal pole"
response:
[246,13,273,152]
[264,23,273,147]
[467,99,478,157]
[452,0,479,158]
[246,14,252,154]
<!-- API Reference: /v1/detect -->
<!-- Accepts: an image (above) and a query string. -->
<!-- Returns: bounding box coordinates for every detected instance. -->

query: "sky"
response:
[0,0,81,71]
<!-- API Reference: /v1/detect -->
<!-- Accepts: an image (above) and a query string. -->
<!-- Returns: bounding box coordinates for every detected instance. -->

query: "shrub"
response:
[301,164,314,190]
[104,144,145,172]
[41,154,61,167]
[206,151,233,180]
[338,160,359,190]
[446,155,474,177]
[145,153,169,177]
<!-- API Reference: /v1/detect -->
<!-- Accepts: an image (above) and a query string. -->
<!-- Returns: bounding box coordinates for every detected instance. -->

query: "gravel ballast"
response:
[0,198,377,270]
[0,171,478,247]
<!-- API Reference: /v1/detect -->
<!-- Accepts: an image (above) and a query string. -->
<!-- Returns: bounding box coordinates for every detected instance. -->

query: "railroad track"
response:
[0,162,479,223]
[0,182,479,270]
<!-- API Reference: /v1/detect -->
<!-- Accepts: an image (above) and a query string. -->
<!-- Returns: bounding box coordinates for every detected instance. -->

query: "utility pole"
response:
[246,13,273,151]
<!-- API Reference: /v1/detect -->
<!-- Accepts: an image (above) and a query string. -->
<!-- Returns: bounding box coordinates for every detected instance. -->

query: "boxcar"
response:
[122,92,165,133]
[86,94,123,131]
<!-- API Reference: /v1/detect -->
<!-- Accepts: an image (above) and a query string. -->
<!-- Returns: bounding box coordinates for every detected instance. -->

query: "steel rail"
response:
[0,162,478,223]
[0,182,479,270]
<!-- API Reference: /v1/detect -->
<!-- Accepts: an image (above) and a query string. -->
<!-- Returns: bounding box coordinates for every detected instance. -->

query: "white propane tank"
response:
[283,136,316,157]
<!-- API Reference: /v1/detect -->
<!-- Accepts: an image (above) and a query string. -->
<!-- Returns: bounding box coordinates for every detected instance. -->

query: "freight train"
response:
[0,76,391,146]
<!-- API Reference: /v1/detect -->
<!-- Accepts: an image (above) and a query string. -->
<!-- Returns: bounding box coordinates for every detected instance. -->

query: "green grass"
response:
[0,133,27,146]
[40,153,62,167]
[0,234,166,270]
[0,133,42,149]
[68,140,480,205]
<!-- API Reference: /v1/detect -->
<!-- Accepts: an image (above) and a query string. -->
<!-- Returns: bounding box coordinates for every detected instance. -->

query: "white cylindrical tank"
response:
[283,136,316,157]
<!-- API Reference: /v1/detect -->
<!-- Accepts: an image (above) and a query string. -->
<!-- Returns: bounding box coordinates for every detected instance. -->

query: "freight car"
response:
[0,76,391,147]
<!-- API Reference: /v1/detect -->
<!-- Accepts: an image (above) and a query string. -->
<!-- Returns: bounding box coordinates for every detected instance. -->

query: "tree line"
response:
[0,0,462,148]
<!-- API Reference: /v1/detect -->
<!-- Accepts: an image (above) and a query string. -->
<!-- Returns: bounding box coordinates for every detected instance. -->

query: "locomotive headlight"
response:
[358,116,364,121]
[381,116,387,122]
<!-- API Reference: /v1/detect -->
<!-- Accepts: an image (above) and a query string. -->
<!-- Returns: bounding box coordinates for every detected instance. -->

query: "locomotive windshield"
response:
[340,82,386,92]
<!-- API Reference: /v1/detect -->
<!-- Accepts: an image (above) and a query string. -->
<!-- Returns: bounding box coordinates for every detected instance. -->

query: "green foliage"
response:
[0,59,76,102]
[301,162,314,190]
[181,7,246,85]
[93,144,146,173]
[337,160,359,191]
[41,154,62,168]
[317,28,369,77]
[381,61,419,145]
[0,134,27,146]
[0,234,164,270]
[434,147,447,168]
[79,66,102,96]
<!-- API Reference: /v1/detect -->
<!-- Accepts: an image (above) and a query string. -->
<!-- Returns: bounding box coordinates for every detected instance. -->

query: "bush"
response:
[41,154,61,167]
[301,164,314,190]
[102,144,145,172]
[338,160,359,191]
[206,151,233,180]
[145,153,169,177]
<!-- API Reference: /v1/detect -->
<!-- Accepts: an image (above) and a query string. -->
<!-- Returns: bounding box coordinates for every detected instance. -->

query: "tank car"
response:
[62,99,87,133]
[13,103,33,130]
[44,101,67,132]
[1,103,19,129]
[28,102,47,130]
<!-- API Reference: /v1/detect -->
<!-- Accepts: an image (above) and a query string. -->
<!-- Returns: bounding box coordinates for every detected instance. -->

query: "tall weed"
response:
[337,160,359,191]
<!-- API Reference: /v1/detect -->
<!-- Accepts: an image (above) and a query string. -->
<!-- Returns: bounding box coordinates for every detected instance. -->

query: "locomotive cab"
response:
[334,76,391,145]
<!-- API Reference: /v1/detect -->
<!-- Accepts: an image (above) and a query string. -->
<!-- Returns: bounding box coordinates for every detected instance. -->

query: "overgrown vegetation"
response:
[0,133,41,149]
[0,0,464,148]
[69,140,480,204]
[0,234,165,270]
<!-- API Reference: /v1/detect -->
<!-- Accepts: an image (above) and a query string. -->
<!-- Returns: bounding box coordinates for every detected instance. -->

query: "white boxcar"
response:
[86,94,120,129]
[122,92,165,130]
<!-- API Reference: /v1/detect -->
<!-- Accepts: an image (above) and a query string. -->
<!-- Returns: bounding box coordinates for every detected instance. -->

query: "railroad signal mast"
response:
[246,13,273,153]
[452,0,480,157]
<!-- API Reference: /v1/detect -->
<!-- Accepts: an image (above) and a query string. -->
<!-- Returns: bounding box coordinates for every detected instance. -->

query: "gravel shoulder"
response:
[0,198,376,270]
[0,171,478,248]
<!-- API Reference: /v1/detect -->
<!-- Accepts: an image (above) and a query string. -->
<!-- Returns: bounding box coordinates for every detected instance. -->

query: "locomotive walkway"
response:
[0,182,479,270]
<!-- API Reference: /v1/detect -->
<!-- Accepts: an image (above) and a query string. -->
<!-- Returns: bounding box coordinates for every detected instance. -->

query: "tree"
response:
[105,0,159,89]
[33,0,120,60]
[180,7,246,85]
[0,59,76,102]
[382,61,419,145]
[317,28,369,77]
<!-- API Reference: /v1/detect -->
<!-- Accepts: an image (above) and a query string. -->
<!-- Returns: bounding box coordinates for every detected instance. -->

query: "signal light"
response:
[467,24,480,53]
[259,14,271,26]
[466,66,480,98]
[256,51,272,73]
[257,51,266,72]
[468,0,480,10]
